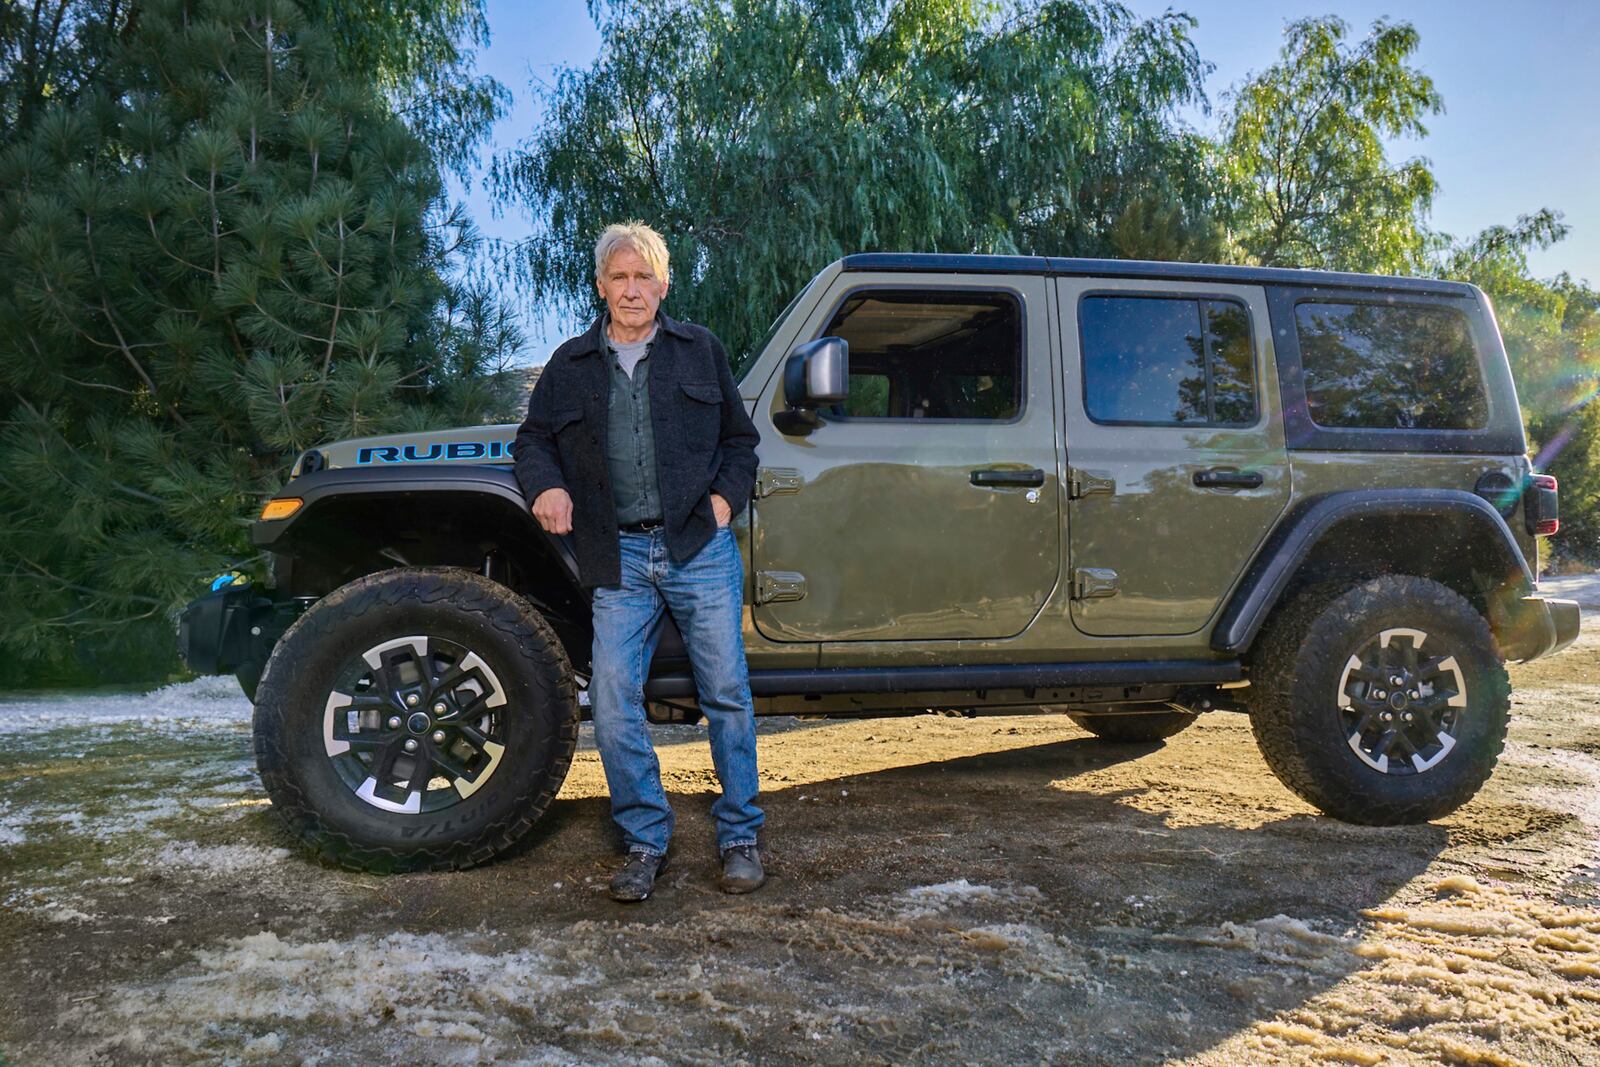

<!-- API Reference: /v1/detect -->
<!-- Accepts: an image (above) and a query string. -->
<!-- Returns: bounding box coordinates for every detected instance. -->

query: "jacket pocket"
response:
[679,380,721,404]
[678,380,721,453]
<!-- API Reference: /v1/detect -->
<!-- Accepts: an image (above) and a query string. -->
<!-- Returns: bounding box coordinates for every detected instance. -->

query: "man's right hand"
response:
[532,488,574,535]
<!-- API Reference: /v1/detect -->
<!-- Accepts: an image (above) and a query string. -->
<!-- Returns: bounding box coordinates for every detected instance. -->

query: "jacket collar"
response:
[573,309,693,357]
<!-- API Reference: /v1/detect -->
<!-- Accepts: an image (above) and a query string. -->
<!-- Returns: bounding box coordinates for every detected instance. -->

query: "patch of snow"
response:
[150,841,292,875]
[894,879,1045,918]
[100,929,600,1062]
[1167,914,1355,967]
[0,804,27,846]
[0,676,250,736]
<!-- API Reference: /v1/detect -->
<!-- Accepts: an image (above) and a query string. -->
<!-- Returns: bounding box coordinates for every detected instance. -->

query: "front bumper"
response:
[177,584,295,675]
[1496,594,1581,662]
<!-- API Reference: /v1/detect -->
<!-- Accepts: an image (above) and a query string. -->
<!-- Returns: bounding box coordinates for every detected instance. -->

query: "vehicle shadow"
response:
[470,729,1451,1064]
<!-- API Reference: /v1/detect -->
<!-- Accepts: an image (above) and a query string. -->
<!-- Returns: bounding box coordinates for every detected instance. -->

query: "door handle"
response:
[971,468,1046,488]
[1193,468,1264,490]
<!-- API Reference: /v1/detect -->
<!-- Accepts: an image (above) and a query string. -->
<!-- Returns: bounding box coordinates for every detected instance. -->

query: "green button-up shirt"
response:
[605,323,663,524]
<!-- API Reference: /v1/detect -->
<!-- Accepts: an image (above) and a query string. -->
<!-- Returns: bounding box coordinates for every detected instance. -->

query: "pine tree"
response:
[0,0,521,683]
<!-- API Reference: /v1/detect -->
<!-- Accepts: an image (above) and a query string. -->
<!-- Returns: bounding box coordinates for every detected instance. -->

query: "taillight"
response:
[1526,474,1559,536]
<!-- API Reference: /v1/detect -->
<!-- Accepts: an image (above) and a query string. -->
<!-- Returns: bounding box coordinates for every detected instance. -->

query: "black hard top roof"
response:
[838,253,1479,297]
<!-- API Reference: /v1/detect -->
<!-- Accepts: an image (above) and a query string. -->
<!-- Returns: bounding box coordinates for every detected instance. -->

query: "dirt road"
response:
[2,587,1598,1065]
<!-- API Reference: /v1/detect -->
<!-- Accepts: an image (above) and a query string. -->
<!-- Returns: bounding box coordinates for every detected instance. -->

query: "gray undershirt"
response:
[610,322,657,380]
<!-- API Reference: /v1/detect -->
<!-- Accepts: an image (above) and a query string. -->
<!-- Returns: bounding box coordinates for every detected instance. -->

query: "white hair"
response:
[594,221,670,284]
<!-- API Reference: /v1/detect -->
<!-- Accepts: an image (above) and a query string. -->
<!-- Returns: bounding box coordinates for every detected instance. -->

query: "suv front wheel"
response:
[254,567,580,872]
[1249,576,1509,825]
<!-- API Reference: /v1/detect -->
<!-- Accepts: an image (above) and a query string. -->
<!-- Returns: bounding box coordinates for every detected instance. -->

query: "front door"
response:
[1056,277,1291,637]
[750,274,1060,643]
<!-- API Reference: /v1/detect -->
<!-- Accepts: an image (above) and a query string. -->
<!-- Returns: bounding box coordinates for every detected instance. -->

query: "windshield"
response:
[733,277,815,383]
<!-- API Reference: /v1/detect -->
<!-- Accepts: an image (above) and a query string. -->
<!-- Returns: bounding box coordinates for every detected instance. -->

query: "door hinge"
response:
[1068,468,1115,499]
[754,467,804,499]
[1071,567,1119,600]
[755,570,807,605]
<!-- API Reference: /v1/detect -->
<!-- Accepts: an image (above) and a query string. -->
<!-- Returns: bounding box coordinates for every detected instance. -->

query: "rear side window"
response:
[1079,295,1257,426]
[820,289,1022,420]
[1295,301,1488,430]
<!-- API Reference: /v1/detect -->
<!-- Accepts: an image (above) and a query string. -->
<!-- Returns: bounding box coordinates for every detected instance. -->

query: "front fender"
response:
[253,465,580,583]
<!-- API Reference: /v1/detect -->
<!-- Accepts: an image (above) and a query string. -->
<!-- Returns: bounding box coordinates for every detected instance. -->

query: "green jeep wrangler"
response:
[178,253,1580,873]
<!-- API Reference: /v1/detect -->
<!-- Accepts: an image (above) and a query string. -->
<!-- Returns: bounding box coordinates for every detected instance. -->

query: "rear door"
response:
[1055,277,1290,636]
[750,273,1060,643]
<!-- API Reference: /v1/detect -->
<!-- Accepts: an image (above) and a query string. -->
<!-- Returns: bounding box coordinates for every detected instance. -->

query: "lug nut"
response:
[432,702,447,715]
[1380,711,1393,722]
[405,693,420,707]
[403,739,418,753]
[432,730,446,744]
[1403,712,1413,723]
[1374,690,1386,700]
[387,716,402,730]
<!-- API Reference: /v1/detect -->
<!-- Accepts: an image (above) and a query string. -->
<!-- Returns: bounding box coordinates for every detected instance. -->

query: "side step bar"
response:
[643,659,1241,700]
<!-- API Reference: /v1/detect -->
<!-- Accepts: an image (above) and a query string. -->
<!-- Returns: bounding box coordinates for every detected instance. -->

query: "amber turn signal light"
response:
[259,497,303,521]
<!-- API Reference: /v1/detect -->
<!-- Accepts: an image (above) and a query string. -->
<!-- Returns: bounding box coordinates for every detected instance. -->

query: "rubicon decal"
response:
[356,440,513,464]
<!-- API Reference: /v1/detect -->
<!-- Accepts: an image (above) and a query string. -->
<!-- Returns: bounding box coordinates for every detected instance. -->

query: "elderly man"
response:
[513,221,765,901]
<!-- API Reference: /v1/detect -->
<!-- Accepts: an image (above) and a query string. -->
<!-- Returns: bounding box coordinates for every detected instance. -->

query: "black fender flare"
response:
[1212,489,1535,656]
[251,465,581,585]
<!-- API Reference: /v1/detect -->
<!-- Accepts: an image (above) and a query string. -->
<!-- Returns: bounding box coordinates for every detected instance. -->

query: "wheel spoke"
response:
[431,747,476,782]
[1371,729,1401,760]
[371,736,410,784]
[451,720,491,751]
[402,747,434,794]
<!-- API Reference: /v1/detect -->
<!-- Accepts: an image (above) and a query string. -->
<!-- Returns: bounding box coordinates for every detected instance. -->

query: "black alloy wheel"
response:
[323,634,511,815]
[1336,627,1468,777]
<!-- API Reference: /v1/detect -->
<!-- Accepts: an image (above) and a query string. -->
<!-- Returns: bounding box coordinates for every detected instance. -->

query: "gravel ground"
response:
[1,598,1597,1065]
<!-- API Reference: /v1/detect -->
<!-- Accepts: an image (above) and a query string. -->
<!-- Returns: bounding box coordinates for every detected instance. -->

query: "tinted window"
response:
[1079,296,1257,426]
[1296,302,1487,430]
[821,290,1022,420]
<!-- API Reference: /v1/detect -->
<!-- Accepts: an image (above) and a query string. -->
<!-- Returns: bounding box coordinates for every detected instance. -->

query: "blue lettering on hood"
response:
[355,440,512,465]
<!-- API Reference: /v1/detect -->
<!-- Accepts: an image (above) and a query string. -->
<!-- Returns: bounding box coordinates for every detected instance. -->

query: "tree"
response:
[2,1,506,174]
[1219,17,1441,273]
[1437,211,1600,564]
[494,0,1214,365]
[0,0,521,683]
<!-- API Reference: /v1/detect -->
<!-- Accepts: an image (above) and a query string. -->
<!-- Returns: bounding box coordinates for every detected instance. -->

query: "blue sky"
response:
[451,1,1600,352]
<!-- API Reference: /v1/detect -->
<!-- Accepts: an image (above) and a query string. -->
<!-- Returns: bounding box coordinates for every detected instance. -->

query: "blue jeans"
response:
[589,525,763,856]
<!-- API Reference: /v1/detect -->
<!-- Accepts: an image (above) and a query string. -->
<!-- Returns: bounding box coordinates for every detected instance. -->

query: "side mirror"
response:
[775,337,849,436]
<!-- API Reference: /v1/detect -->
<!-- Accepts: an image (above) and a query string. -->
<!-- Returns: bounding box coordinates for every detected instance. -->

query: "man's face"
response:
[596,244,668,331]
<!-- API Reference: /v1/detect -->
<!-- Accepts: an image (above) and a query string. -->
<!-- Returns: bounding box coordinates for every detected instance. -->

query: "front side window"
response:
[1079,295,1258,426]
[1295,301,1488,430]
[820,289,1022,420]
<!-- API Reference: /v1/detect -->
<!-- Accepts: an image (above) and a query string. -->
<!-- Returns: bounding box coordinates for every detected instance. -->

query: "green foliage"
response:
[1436,212,1600,564]
[494,0,1216,364]
[0,0,521,682]
[0,1,506,175]
[1219,17,1441,273]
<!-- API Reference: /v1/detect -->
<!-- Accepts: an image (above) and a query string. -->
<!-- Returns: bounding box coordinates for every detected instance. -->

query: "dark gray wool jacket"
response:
[513,311,760,589]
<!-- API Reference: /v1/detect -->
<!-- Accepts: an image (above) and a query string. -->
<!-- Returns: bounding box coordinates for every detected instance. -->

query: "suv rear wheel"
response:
[254,567,579,872]
[1249,575,1509,825]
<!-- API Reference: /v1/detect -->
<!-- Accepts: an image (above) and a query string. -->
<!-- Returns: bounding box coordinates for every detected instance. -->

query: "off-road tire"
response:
[254,567,579,872]
[1249,575,1509,825]
[1067,710,1197,743]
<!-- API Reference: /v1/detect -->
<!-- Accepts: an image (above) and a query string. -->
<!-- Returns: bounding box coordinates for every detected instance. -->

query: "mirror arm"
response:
[773,407,821,436]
